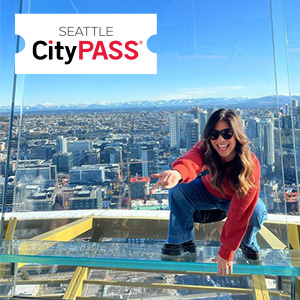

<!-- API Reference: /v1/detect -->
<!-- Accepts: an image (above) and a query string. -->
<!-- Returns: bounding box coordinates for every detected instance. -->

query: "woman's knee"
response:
[250,198,268,227]
[169,183,192,205]
[169,184,184,203]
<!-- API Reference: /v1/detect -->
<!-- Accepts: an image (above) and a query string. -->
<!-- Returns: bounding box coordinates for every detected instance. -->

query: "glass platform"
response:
[1,240,299,277]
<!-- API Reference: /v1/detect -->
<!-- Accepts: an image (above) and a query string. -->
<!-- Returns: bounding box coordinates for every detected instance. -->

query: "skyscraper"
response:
[57,136,68,153]
[141,143,159,179]
[285,103,289,116]
[52,152,73,173]
[292,99,298,111]
[181,114,195,147]
[169,115,180,150]
[101,145,122,164]
[86,150,101,165]
[190,107,200,119]
[260,118,275,168]
[186,119,200,150]
[246,117,260,140]
[199,110,208,136]
[67,140,93,153]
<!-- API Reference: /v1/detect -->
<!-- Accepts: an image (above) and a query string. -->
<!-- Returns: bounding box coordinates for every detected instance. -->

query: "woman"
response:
[150,108,267,275]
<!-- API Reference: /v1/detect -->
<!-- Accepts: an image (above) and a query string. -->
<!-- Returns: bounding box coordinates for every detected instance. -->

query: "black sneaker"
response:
[161,241,197,262]
[239,243,260,260]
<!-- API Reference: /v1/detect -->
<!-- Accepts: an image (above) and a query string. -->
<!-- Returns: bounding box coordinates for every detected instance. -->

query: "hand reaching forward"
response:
[212,254,233,275]
[150,170,182,195]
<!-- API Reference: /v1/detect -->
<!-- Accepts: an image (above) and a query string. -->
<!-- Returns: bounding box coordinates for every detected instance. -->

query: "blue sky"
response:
[0,0,299,106]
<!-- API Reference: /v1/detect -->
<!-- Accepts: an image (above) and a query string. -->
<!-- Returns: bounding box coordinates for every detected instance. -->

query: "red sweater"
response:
[172,141,260,261]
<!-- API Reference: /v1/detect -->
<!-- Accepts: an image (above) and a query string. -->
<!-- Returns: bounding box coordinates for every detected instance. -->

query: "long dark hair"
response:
[202,109,254,198]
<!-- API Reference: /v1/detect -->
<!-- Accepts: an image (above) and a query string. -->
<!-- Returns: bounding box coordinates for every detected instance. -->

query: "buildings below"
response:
[0,105,299,214]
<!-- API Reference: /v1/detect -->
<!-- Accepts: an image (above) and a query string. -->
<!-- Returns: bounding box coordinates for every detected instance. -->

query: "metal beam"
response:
[0,217,17,278]
[254,225,286,300]
[252,274,270,300]
[4,217,17,241]
[0,279,70,285]
[288,224,300,250]
[258,225,287,249]
[84,278,253,294]
[29,217,93,242]
[18,217,93,268]
[63,267,88,300]
[82,279,288,298]
[91,266,249,277]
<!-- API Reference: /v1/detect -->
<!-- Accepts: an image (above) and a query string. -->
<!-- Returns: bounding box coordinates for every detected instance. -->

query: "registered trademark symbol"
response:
[139,40,143,45]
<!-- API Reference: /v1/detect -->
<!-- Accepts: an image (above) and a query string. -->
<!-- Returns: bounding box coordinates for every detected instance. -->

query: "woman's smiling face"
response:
[210,120,236,162]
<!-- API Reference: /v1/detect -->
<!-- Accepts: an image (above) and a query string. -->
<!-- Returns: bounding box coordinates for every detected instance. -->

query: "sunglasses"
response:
[210,128,233,140]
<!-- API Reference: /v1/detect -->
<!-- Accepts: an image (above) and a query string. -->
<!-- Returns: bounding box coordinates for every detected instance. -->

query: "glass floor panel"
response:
[1,240,299,277]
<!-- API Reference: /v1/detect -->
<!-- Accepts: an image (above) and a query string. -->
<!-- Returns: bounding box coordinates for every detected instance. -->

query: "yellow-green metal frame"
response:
[288,224,300,250]
[252,274,270,300]
[18,217,93,268]
[0,217,17,279]
[3,217,299,300]
[63,267,88,300]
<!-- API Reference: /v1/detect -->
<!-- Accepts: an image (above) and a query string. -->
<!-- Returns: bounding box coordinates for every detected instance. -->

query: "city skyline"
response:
[1,0,300,106]
[1,105,299,215]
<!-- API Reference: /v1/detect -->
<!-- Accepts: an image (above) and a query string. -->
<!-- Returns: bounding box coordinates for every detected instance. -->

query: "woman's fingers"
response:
[150,171,180,194]
[228,263,233,275]
[213,255,233,276]
[162,173,172,187]
[151,173,161,179]
[150,180,161,194]
[150,173,166,194]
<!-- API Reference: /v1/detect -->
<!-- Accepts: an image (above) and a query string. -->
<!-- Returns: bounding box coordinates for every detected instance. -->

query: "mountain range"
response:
[0,95,299,114]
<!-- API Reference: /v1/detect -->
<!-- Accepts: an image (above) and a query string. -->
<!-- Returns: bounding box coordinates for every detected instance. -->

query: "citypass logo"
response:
[15,14,157,74]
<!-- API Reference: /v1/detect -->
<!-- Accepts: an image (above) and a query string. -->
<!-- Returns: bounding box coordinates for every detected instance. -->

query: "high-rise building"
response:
[285,103,289,116]
[69,165,105,184]
[246,117,260,140]
[68,188,103,210]
[16,163,57,185]
[52,152,73,173]
[169,115,180,150]
[292,99,298,111]
[128,143,140,159]
[190,107,200,119]
[207,107,218,119]
[72,152,88,167]
[141,143,159,179]
[186,119,200,150]
[101,145,122,164]
[86,150,101,165]
[199,110,208,136]
[57,136,68,153]
[181,114,195,147]
[67,140,93,153]
[130,176,150,199]
[129,159,143,178]
[260,118,275,168]
[282,115,292,130]
[28,145,55,160]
